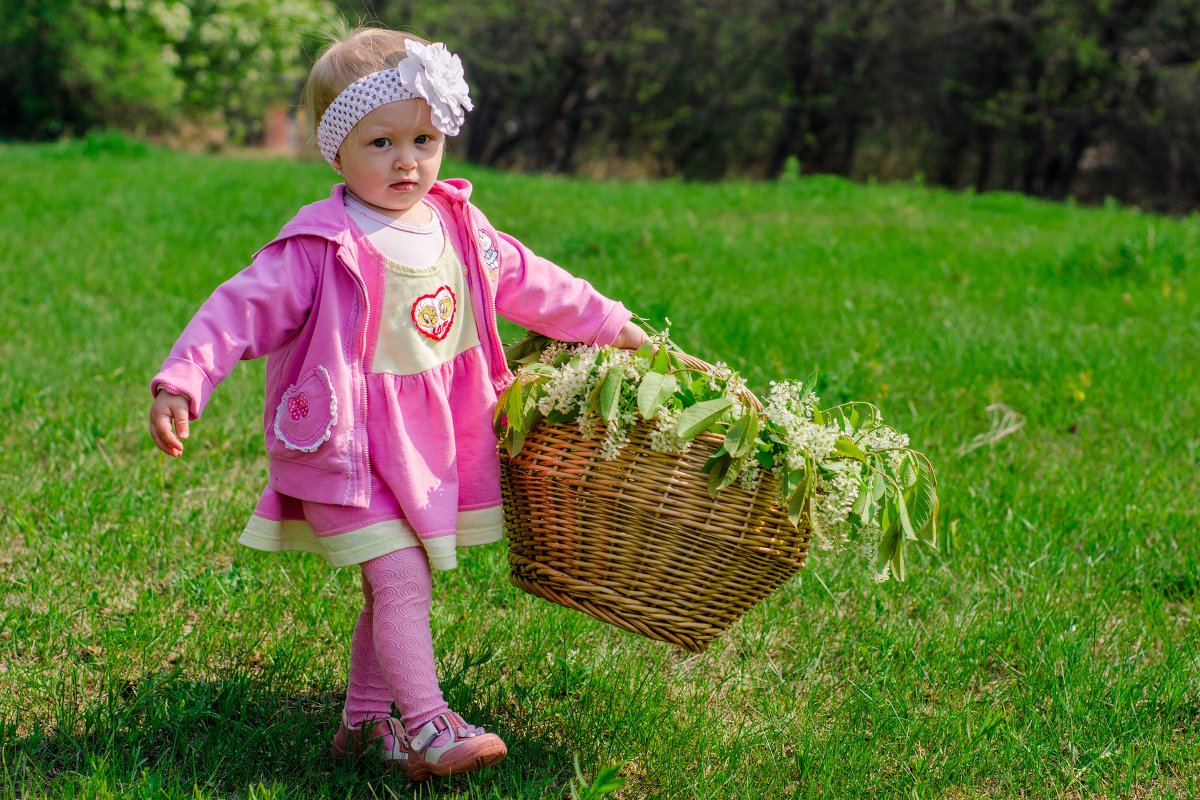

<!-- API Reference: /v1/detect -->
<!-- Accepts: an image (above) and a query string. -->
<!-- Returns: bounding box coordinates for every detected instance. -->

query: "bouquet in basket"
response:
[496,328,939,584]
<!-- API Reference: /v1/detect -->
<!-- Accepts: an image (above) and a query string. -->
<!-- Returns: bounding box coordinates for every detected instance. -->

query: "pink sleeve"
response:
[150,237,320,419]
[492,231,631,345]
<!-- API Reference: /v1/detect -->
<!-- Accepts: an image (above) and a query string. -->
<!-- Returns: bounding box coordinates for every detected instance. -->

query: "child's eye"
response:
[415,135,430,145]
[371,138,391,148]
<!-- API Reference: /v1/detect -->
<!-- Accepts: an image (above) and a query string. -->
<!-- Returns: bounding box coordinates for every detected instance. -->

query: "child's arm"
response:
[492,232,646,348]
[147,237,321,453]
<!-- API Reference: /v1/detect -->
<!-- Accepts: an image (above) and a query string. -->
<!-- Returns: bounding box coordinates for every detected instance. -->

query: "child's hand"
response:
[611,321,650,350]
[149,389,191,457]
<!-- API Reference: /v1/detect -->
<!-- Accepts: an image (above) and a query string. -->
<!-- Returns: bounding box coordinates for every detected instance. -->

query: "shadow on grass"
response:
[2,664,566,798]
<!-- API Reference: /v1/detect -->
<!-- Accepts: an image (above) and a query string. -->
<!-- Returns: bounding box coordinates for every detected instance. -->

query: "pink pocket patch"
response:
[274,366,337,453]
[411,285,457,341]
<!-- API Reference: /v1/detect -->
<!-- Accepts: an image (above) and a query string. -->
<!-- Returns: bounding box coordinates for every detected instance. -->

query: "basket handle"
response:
[668,350,764,413]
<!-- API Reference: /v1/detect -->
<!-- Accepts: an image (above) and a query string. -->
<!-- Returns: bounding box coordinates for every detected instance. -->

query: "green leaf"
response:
[675,397,734,440]
[522,392,542,432]
[493,386,512,434]
[872,472,887,501]
[599,364,624,422]
[519,362,559,378]
[705,453,733,498]
[724,409,759,458]
[634,340,655,363]
[851,479,872,519]
[898,453,918,489]
[906,465,939,548]
[652,345,671,374]
[890,533,907,582]
[807,491,823,541]
[637,371,678,420]
[586,372,605,408]
[700,445,728,473]
[506,428,525,457]
[503,332,554,367]
[506,380,525,428]
[720,456,745,492]
[896,489,918,541]
[880,496,895,534]
[756,448,774,469]
[834,436,868,462]
[786,467,811,528]
[677,380,696,407]
[878,524,901,568]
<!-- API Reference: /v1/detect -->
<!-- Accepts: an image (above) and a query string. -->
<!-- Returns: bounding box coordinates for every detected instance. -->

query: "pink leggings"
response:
[343,546,450,735]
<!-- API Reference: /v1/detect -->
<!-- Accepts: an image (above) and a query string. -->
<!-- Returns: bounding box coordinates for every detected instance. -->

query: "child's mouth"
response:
[390,181,417,192]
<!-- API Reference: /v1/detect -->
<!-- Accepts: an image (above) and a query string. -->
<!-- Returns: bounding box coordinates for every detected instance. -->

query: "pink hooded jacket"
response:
[152,179,632,509]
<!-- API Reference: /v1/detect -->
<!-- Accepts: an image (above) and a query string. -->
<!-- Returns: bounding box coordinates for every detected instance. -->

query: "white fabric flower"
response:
[398,41,474,136]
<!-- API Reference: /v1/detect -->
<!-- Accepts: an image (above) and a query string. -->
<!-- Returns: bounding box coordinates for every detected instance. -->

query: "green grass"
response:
[1,134,1198,798]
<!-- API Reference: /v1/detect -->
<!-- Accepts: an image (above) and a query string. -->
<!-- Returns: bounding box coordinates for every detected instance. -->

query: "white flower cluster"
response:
[537,346,600,416]
[577,404,599,439]
[811,460,860,551]
[599,409,639,461]
[648,405,688,453]
[851,520,890,583]
[738,461,761,492]
[763,380,906,581]
[861,426,911,473]
[538,340,571,364]
[530,344,649,461]
[764,381,840,470]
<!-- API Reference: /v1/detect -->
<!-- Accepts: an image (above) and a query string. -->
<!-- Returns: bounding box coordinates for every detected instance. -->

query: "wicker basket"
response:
[500,356,812,652]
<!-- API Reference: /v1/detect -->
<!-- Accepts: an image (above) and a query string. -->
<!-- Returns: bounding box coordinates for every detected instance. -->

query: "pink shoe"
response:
[330,712,409,774]
[404,711,507,782]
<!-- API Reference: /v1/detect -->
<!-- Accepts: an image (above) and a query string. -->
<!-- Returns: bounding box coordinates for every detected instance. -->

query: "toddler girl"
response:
[148,25,646,781]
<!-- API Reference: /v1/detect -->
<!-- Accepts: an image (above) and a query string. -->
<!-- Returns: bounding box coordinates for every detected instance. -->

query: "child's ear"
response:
[331,154,342,173]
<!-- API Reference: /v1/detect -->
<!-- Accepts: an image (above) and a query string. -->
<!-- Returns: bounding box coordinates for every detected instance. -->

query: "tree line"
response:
[4,0,1199,212]
[380,0,1200,212]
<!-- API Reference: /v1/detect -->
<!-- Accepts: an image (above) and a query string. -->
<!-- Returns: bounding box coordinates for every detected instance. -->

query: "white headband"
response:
[316,41,473,164]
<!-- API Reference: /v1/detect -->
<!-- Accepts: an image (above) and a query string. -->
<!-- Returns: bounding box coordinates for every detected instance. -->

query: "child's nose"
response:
[394,148,417,169]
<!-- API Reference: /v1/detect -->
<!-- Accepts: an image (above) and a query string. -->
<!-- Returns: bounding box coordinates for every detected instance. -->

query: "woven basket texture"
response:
[501,418,812,652]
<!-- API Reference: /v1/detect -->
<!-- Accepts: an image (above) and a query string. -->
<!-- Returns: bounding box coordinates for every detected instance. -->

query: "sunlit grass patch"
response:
[1,139,1197,798]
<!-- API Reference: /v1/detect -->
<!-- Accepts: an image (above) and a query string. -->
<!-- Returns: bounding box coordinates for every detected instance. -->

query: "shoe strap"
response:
[379,717,409,762]
[410,712,476,752]
[343,713,409,762]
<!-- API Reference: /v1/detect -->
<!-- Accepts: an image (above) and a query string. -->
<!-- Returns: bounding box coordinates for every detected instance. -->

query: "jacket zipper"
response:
[457,204,509,382]
[338,249,373,505]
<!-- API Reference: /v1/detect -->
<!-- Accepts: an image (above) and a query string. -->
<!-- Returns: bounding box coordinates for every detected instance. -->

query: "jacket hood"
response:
[270,180,475,246]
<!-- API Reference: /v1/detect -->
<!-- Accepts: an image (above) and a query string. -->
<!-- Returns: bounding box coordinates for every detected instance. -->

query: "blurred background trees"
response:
[2,0,1198,211]
[0,0,331,145]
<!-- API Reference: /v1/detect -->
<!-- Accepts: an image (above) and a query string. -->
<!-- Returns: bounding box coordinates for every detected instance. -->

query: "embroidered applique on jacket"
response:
[477,229,499,271]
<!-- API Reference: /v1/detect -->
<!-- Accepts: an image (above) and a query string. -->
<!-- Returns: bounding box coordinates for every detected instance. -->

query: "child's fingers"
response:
[149,404,184,456]
[152,421,182,456]
[171,405,190,441]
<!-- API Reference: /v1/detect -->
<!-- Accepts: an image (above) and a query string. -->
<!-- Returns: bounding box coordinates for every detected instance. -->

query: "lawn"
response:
[1,134,1197,798]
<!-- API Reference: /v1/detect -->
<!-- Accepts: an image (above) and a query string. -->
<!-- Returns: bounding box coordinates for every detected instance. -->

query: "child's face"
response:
[333,99,444,223]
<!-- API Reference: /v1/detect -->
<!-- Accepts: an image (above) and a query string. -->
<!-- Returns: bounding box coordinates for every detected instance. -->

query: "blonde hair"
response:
[302,24,432,144]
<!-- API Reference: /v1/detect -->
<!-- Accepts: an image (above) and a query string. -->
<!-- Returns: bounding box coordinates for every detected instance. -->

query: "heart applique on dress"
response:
[411,285,457,341]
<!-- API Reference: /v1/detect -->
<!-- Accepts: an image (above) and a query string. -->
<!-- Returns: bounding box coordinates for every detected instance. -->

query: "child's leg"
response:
[342,576,393,727]
[359,546,451,734]
[343,545,508,779]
